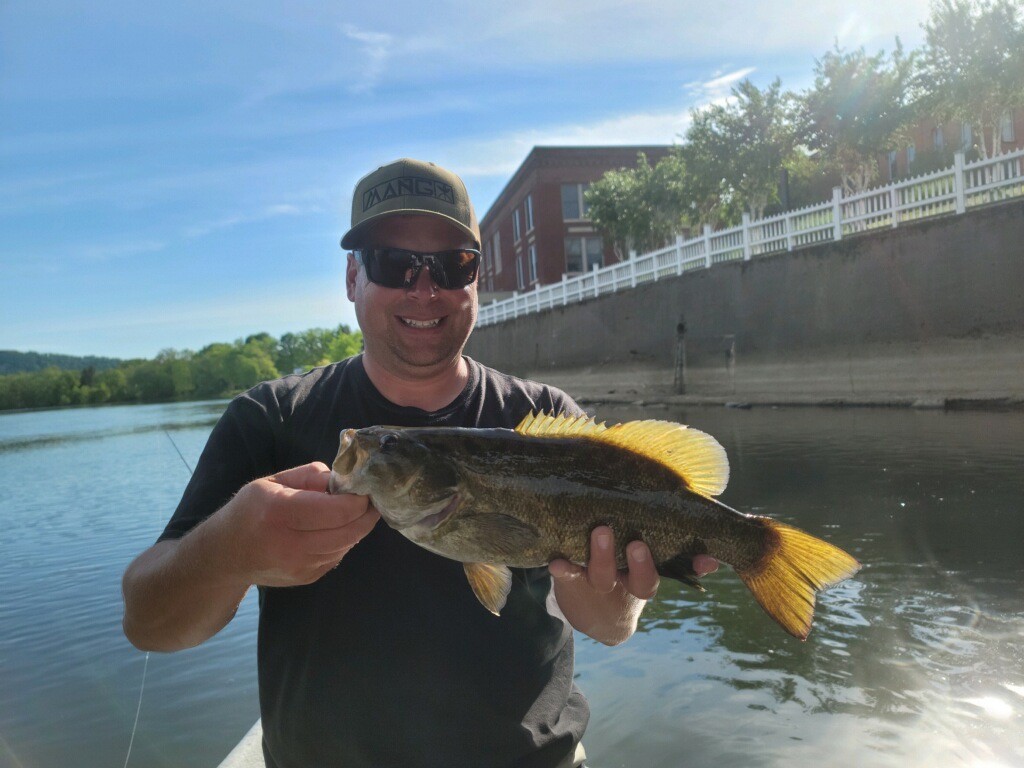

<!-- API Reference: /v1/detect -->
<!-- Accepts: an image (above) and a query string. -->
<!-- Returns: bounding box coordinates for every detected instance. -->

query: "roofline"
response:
[478,145,672,230]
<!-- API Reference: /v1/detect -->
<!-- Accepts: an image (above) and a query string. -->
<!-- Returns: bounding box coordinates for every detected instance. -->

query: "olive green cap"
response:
[340,158,480,249]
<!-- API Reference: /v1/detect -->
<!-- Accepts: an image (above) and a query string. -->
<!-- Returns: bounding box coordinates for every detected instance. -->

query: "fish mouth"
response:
[328,429,362,494]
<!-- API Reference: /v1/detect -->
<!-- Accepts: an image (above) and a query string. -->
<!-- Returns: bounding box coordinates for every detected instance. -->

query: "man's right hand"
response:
[216,461,381,587]
[122,461,380,652]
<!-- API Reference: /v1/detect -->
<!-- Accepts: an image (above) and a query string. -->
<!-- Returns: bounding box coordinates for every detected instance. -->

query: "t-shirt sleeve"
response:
[158,392,279,542]
[537,385,585,420]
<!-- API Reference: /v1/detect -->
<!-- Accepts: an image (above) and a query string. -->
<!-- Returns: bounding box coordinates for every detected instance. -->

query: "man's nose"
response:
[406,259,439,297]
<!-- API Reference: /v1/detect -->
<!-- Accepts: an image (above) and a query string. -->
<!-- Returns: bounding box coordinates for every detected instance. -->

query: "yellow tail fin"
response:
[738,519,861,640]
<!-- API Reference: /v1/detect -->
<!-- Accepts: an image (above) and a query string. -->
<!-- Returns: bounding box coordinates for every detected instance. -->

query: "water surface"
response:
[0,402,1021,767]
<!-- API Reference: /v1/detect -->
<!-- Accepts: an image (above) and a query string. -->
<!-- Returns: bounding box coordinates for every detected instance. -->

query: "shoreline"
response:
[524,360,1024,413]
[573,392,1024,411]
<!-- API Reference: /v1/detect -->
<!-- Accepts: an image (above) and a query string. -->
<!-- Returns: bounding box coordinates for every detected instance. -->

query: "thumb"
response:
[549,559,584,580]
[268,462,332,493]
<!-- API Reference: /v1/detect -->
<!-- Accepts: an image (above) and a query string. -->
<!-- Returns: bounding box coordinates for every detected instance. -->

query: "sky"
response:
[1,0,935,359]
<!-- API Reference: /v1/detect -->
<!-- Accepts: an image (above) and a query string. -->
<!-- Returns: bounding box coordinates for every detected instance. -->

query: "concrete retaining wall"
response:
[466,201,1024,402]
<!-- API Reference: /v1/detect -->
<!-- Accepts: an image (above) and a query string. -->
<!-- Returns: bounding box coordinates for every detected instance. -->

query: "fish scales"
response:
[413,428,766,572]
[328,412,862,640]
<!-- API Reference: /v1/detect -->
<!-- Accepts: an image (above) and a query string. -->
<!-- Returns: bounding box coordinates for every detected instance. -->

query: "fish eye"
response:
[379,433,399,452]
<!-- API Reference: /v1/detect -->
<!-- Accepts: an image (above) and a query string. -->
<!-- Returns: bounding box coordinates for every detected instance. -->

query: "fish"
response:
[328,412,861,640]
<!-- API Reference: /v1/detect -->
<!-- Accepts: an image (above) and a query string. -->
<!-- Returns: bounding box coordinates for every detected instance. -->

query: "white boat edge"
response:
[218,719,264,768]
[215,718,587,767]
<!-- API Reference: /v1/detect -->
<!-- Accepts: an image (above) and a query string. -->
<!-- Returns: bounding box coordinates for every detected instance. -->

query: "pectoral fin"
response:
[447,513,541,558]
[463,562,513,616]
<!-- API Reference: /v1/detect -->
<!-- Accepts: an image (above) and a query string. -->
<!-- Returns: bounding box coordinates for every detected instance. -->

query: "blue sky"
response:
[1,0,933,359]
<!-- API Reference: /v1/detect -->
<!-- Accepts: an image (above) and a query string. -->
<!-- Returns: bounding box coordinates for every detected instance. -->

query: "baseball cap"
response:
[340,158,481,250]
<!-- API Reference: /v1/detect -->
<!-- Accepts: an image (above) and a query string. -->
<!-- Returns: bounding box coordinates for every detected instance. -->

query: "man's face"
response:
[346,214,478,378]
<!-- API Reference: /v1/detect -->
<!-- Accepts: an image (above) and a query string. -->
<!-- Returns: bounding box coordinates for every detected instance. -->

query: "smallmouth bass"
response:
[328,412,861,639]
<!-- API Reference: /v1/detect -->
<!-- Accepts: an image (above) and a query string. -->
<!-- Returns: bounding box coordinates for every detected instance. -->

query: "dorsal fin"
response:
[514,411,729,497]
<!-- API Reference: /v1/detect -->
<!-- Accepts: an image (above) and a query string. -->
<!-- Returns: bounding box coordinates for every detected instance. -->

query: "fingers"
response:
[623,541,660,600]
[281,490,375,532]
[268,461,332,493]
[298,508,381,555]
[693,554,719,577]
[586,527,619,594]
[552,528,662,601]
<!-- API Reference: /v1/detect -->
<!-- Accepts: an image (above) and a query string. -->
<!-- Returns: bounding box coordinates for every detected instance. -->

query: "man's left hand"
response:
[549,527,718,646]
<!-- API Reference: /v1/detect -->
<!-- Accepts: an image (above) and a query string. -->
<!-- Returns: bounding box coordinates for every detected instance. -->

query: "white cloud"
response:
[686,67,758,101]
[342,24,393,94]
[452,108,693,180]
[184,203,317,238]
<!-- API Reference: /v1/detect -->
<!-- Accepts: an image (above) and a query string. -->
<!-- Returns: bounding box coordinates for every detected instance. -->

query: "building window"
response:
[961,122,973,150]
[1001,111,1015,143]
[888,150,898,180]
[492,233,502,274]
[560,184,591,221]
[564,236,604,273]
[932,126,945,150]
[528,244,538,284]
[515,254,525,289]
[513,209,521,242]
[525,194,534,232]
[906,143,916,166]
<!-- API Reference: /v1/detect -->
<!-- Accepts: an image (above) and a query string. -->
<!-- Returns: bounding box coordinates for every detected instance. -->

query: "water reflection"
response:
[576,405,1024,767]
[1,402,1022,767]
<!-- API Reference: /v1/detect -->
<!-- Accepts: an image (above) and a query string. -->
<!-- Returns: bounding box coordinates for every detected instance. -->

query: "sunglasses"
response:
[354,247,481,290]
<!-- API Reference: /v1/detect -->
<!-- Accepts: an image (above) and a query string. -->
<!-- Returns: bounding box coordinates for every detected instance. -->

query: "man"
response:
[122,158,717,768]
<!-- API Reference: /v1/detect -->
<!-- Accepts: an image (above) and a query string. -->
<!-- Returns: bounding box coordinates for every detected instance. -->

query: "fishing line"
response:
[122,429,194,768]
[164,428,195,475]
[121,652,149,768]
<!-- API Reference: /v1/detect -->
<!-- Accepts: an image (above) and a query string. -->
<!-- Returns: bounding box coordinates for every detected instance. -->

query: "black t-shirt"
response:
[160,355,589,768]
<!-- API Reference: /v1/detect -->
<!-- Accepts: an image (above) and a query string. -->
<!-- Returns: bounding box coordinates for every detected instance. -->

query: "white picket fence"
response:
[476,148,1024,327]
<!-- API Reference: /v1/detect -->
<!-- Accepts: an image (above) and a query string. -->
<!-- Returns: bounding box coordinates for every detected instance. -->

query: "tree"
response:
[917,0,1024,159]
[800,42,916,193]
[681,79,800,220]
[585,153,683,259]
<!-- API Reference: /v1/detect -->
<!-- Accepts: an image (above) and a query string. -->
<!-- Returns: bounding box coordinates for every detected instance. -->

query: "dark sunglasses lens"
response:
[361,248,479,289]
[429,250,480,289]
[362,249,419,288]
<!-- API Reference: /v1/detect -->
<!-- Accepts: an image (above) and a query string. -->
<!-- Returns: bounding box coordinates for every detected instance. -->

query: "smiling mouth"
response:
[399,316,442,328]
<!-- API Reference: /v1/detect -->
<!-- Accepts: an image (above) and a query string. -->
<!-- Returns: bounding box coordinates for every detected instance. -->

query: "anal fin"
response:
[656,552,707,593]
[463,562,513,615]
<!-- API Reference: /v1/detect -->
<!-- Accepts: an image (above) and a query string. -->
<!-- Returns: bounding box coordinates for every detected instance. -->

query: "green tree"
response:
[243,332,280,362]
[327,326,363,364]
[682,79,800,220]
[917,0,1024,159]
[276,326,358,372]
[96,368,129,402]
[800,42,916,192]
[585,153,684,259]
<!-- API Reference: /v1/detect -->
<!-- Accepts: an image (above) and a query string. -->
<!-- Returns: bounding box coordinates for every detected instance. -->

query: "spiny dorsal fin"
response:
[514,411,729,497]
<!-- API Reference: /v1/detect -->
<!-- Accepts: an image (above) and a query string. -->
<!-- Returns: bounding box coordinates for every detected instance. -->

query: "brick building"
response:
[477,146,670,300]
[881,108,1023,182]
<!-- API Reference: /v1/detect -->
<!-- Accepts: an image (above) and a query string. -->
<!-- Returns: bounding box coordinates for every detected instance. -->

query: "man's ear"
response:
[345,253,358,301]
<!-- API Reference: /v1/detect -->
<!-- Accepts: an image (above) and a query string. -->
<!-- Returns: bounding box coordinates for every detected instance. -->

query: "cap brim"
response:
[340,209,480,250]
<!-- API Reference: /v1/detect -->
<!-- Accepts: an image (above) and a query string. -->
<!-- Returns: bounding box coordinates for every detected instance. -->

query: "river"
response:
[1,400,1021,767]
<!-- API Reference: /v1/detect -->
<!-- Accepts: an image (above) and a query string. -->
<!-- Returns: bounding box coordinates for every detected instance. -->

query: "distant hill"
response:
[0,350,123,375]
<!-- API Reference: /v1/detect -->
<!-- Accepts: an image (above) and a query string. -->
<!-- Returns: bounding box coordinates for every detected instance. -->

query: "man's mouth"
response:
[399,316,442,329]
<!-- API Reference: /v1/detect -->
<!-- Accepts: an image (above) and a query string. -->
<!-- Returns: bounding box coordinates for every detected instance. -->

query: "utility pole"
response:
[673,318,687,395]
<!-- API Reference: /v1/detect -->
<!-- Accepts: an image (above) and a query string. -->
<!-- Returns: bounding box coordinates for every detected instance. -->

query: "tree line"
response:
[586,0,1024,257]
[0,350,123,376]
[0,325,362,411]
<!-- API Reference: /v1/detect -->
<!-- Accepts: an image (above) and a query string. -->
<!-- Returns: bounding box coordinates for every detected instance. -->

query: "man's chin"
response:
[388,341,464,373]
